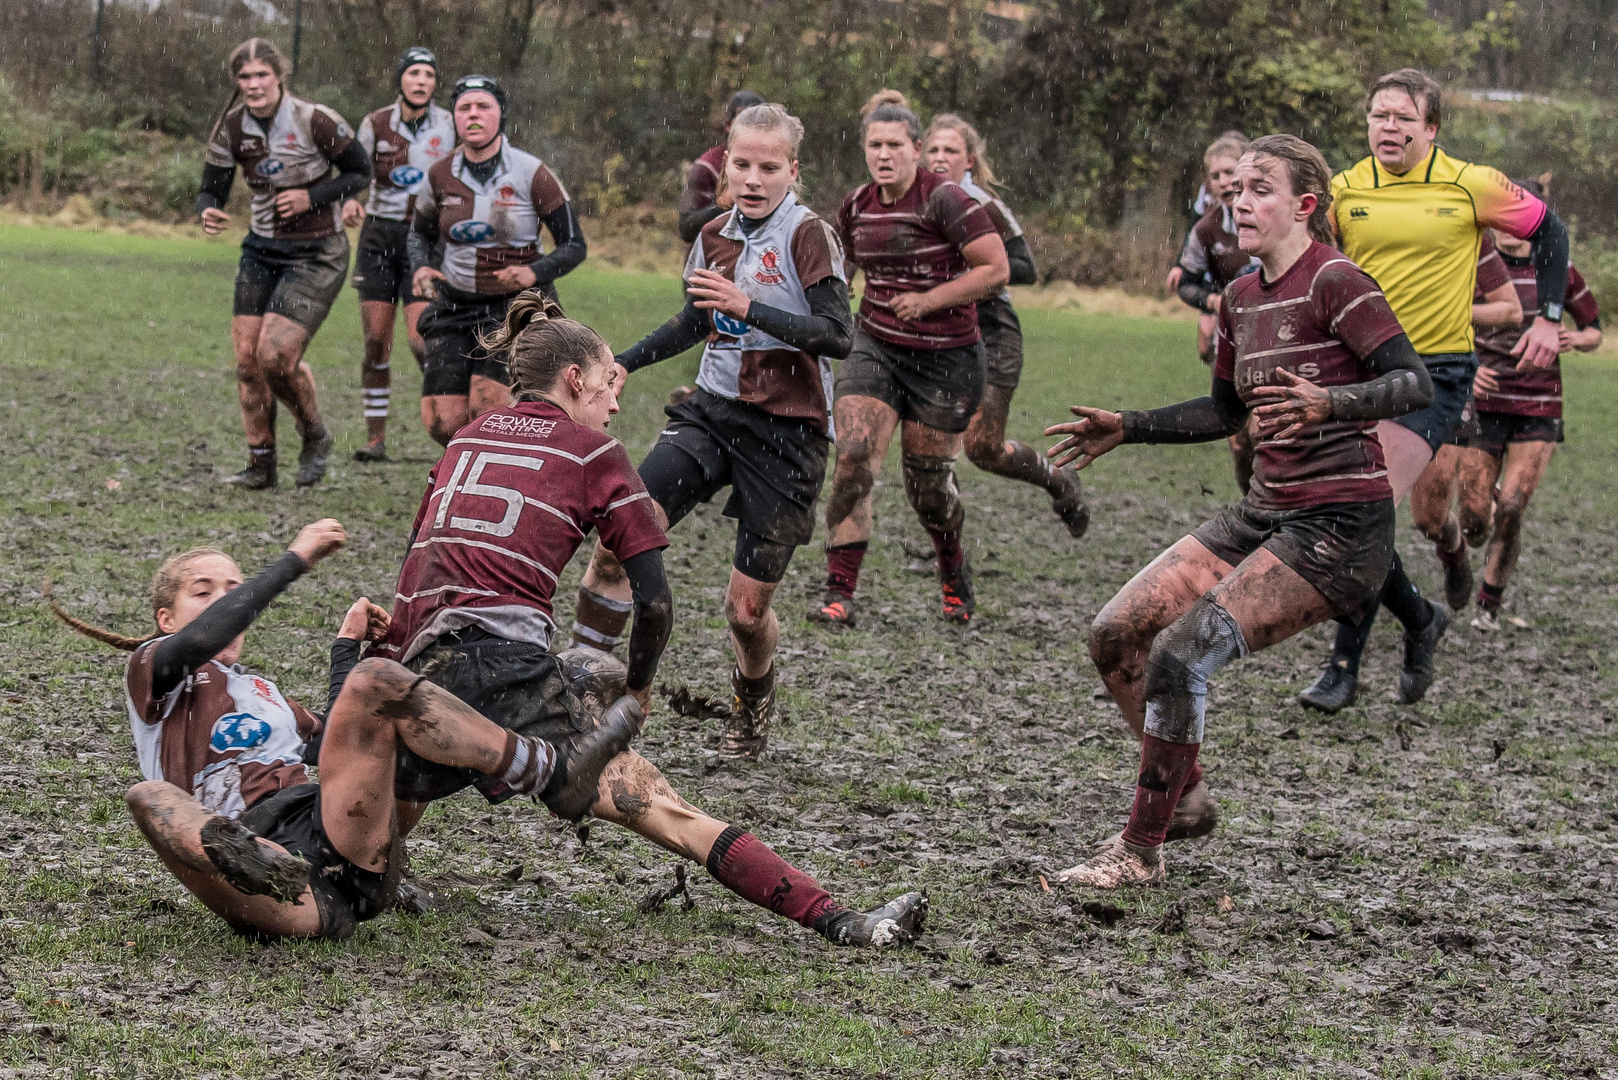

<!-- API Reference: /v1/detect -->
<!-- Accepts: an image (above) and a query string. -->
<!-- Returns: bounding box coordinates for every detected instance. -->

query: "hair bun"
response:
[861,89,909,117]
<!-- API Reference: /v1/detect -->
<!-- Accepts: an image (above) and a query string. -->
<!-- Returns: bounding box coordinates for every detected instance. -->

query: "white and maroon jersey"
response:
[687,193,846,434]
[204,93,356,240]
[1474,261,1599,418]
[373,401,668,663]
[356,101,455,222]
[1215,241,1406,511]
[416,142,570,296]
[125,641,320,819]
[957,171,1023,303]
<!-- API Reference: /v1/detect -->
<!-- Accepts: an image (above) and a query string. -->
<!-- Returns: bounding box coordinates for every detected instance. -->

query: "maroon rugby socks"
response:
[1121,735,1202,848]
[825,541,868,599]
[929,527,965,579]
[1478,581,1504,613]
[705,825,841,928]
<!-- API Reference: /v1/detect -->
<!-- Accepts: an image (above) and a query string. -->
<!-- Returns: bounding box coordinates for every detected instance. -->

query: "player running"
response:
[1170,131,1263,491]
[1297,68,1572,713]
[570,103,852,759]
[677,89,765,244]
[197,38,371,489]
[923,113,1089,537]
[1429,218,1601,631]
[369,293,927,946]
[1048,136,1433,887]
[809,90,1010,627]
[408,74,587,445]
[342,47,456,462]
[51,521,605,939]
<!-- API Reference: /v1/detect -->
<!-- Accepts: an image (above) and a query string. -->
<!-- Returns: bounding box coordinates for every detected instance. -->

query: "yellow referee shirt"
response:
[1330,146,1546,355]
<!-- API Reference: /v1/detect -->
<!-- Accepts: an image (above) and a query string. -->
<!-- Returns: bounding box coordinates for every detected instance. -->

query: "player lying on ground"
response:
[52,521,617,939]
[366,293,926,944]
[923,112,1089,537]
[809,90,1010,627]
[1046,136,1433,886]
[1410,208,1602,632]
[572,103,852,759]
[196,37,372,489]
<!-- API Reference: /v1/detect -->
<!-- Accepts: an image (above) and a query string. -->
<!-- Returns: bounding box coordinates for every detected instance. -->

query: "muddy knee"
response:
[1088,613,1138,677]
[125,780,174,817]
[724,589,773,639]
[901,452,963,533]
[1141,597,1248,745]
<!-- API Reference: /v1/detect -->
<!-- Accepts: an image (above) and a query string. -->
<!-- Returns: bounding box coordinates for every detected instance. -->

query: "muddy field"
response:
[2,225,1616,1078]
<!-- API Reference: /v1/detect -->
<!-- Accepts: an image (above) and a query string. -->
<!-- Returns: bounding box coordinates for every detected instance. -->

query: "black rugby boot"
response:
[540,694,643,822]
[353,438,387,463]
[1438,542,1473,612]
[814,891,928,947]
[295,425,334,487]
[1049,466,1091,538]
[199,816,309,904]
[222,451,278,490]
[1299,659,1359,713]
[1398,600,1450,704]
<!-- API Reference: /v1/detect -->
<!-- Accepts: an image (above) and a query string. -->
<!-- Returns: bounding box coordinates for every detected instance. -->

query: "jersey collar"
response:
[1371,145,1439,187]
[718,190,797,242]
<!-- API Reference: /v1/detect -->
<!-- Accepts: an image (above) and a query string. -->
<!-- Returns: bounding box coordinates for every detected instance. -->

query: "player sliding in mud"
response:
[50,520,603,939]
[1045,136,1434,887]
[364,292,925,945]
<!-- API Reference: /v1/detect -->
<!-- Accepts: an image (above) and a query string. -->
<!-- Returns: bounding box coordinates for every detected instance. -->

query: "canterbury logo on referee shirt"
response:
[1350,207,1369,219]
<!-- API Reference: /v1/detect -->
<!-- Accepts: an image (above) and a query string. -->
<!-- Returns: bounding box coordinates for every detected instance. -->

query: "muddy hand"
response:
[687,268,751,321]
[338,597,390,641]
[890,292,934,322]
[289,519,347,569]
[1510,317,1560,369]
[274,188,313,220]
[1045,406,1125,470]
[1250,369,1331,441]
[412,266,445,300]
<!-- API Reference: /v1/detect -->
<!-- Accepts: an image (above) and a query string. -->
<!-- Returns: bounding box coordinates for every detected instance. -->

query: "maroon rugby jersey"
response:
[1215,241,1406,510]
[837,168,998,349]
[373,401,668,663]
[1475,230,1511,297]
[680,145,726,218]
[1473,259,1599,418]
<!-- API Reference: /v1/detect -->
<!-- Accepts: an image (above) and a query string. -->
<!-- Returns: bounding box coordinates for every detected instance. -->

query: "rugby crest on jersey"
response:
[754,247,786,285]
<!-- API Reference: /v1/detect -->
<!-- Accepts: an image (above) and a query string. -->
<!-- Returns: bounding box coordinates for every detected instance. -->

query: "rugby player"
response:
[1048,136,1433,887]
[810,91,1010,627]
[1442,214,1600,630]
[369,293,927,946]
[408,74,587,445]
[52,522,605,939]
[1171,131,1263,491]
[342,47,455,462]
[677,89,765,244]
[1298,68,1571,712]
[197,38,371,489]
[570,104,852,759]
[923,113,1089,537]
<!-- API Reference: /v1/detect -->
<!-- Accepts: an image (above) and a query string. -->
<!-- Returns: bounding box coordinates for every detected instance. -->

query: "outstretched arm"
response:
[617,297,710,373]
[1044,379,1246,470]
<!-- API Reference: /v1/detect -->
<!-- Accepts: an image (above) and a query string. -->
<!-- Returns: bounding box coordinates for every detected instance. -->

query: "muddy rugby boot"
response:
[721,665,774,760]
[1165,779,1219,842]
[540,694,643,822]
[940,559,976,624]
[1299,659,1358,714]
[1438,542,1473,612]
[353,438,387,463]
[807,591,856,628]
[1470,608,1500,632]
[1398,600,1450,704]
[294,425,334,487]
[1049,466,1091,539]
[1058,835,1165,889]
[199,816,309,904]
[814,891,928,947]
[222,452,278,490]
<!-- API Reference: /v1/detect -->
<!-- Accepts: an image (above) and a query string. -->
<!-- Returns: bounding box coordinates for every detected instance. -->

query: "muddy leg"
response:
[1482,439,1555,597]
[1455,447,1502,549]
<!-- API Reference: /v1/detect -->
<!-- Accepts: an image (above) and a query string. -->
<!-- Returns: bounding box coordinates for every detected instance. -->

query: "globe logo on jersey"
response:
[712,312,750,339]
[753,246,786,286]
[210,713,273,752]
[390,165,425,188]
[255,158,284,178]
[448,220,496,243]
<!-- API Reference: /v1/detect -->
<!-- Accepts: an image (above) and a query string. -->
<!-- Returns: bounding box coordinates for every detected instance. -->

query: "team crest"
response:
[498,185,516,200]
[1276,314,1298,342]
[210,713,272,752]
[448,219,496,243]
[754,247,786,285]
[255,158,284,177]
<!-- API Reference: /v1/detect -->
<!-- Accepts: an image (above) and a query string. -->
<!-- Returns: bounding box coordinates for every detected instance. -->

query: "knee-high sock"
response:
[825,541,867,599]
[705,825,840,928]
[1122,736,1202,848]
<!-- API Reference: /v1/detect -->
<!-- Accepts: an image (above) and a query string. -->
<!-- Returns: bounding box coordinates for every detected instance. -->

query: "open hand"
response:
[200,207,231,235]
[1249,368,1332,441]
[1045,406,1125,470]
[273,188,313,219]
[338,597,390,641]
[289,519,347,569]
[687,268,751,321]
[1511,317,1561,369]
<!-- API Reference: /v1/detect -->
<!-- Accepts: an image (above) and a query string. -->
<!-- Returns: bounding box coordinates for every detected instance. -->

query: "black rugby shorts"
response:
[835,329,986,434]
[234,232,349,334]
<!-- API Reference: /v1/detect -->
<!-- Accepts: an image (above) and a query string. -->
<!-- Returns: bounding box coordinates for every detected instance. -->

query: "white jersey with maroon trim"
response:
[356,101,455,222]
[373,401,669,663]
[416,142,571,296]
[958,171,1022,303]
[687,192,846,433]
[204,93,355,240]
